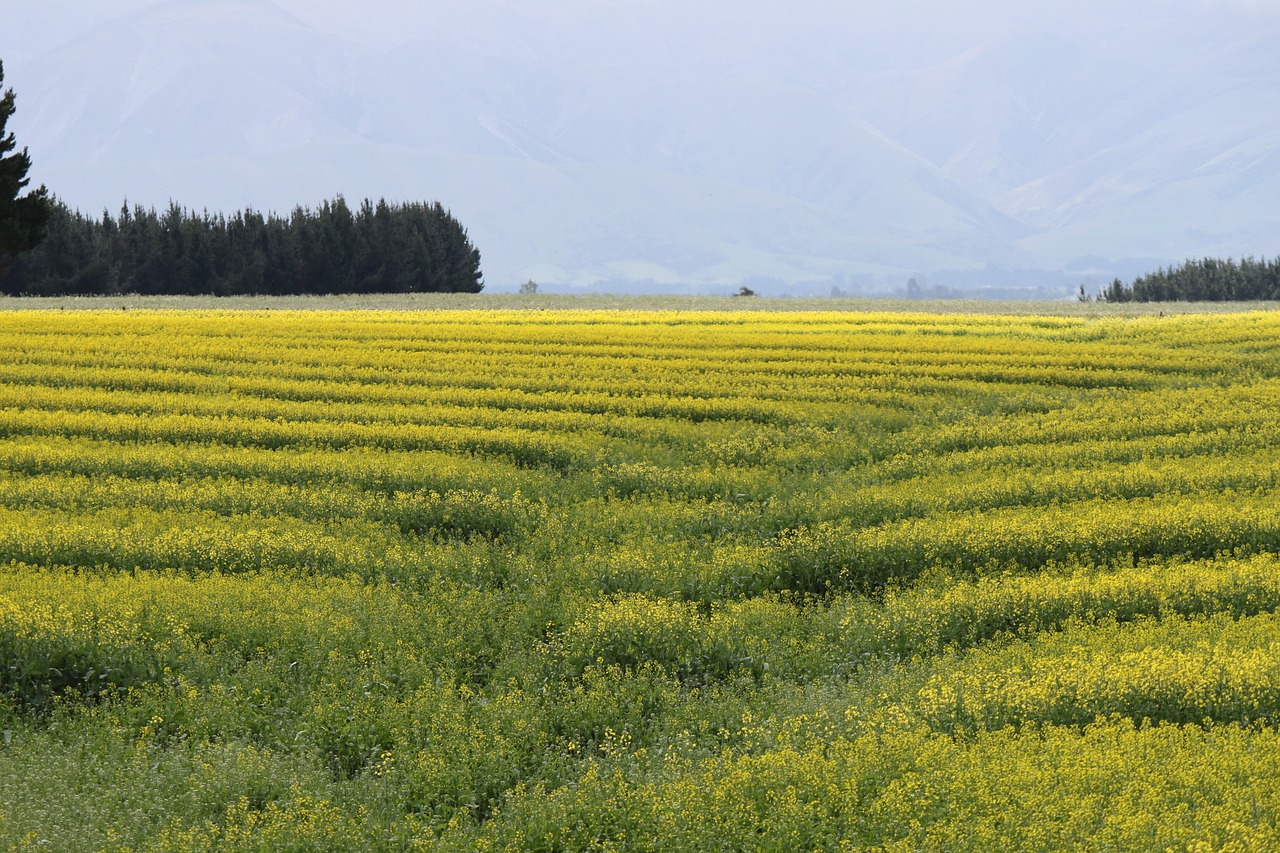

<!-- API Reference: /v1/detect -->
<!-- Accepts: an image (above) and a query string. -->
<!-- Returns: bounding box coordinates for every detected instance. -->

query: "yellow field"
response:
[1,306,1279,850]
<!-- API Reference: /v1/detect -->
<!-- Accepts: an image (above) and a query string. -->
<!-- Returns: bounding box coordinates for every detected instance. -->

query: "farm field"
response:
[2,305,1280,850]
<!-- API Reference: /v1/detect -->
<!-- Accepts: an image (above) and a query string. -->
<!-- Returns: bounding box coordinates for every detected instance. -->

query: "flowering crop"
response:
[0,306,1279,850]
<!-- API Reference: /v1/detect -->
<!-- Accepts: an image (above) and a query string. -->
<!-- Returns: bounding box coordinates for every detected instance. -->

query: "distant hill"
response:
[3,0,1278,293]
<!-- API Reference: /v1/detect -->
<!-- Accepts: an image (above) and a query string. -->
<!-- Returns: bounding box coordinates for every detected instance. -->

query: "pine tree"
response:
[0,60,52,282]
[3,194,483,296]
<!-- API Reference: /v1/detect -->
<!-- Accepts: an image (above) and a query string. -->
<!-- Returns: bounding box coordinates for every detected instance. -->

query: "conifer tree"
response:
[0,60,52,281]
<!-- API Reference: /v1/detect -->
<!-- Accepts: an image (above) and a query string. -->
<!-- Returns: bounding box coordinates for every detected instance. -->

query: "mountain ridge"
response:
[3,0,1277,293]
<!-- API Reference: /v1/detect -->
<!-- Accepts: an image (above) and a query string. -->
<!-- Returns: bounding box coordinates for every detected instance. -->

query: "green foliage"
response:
[0,60,52,280]
[1,196,483,296]
[1101,256,1280,302]
[1,308,1280,849]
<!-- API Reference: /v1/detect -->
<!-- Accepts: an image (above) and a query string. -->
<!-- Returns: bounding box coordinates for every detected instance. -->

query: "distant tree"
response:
[734,285,756,297]
[520,279,539,294]
[2,195,484,296]
[0,60,53,281]
[1100,258,1280,303]
[1101,277,1129,303]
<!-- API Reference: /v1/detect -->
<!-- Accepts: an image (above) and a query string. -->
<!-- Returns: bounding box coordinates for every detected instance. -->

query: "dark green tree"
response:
[0,60,53,281]
[1101,257,1280,303]
[3,195,483,296]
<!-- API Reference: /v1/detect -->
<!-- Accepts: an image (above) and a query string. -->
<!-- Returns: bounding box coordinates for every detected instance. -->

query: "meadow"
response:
[1,302,1279,850]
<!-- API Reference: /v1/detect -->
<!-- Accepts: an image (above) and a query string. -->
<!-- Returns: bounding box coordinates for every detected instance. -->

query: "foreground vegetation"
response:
[2,306,1280,850]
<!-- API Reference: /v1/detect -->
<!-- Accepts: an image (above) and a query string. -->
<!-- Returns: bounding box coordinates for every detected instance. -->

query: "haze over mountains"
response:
[4,0,1278,294]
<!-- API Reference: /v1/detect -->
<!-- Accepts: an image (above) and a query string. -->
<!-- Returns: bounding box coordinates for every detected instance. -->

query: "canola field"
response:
[2,306,1280,850]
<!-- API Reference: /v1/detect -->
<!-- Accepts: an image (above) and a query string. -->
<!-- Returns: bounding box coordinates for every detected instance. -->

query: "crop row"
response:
[3,307,1280,850]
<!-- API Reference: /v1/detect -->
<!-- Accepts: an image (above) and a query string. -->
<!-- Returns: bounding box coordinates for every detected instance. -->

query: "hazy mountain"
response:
[3,0,1277,293]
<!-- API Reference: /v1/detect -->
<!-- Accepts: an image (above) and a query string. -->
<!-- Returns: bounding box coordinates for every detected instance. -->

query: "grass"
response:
[1,291,1276,315]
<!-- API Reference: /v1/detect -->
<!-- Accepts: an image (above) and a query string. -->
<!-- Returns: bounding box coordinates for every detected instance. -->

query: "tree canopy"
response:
[1101,257,1280,302]
[2,196,484,296]
[0,60,53,280]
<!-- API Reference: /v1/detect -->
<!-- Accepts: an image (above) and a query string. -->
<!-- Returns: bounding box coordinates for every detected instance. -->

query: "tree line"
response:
[1,196,483,296]
[1100,257,1280,303]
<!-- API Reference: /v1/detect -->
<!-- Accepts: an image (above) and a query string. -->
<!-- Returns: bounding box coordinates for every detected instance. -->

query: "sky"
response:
[2,0,1279,294]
